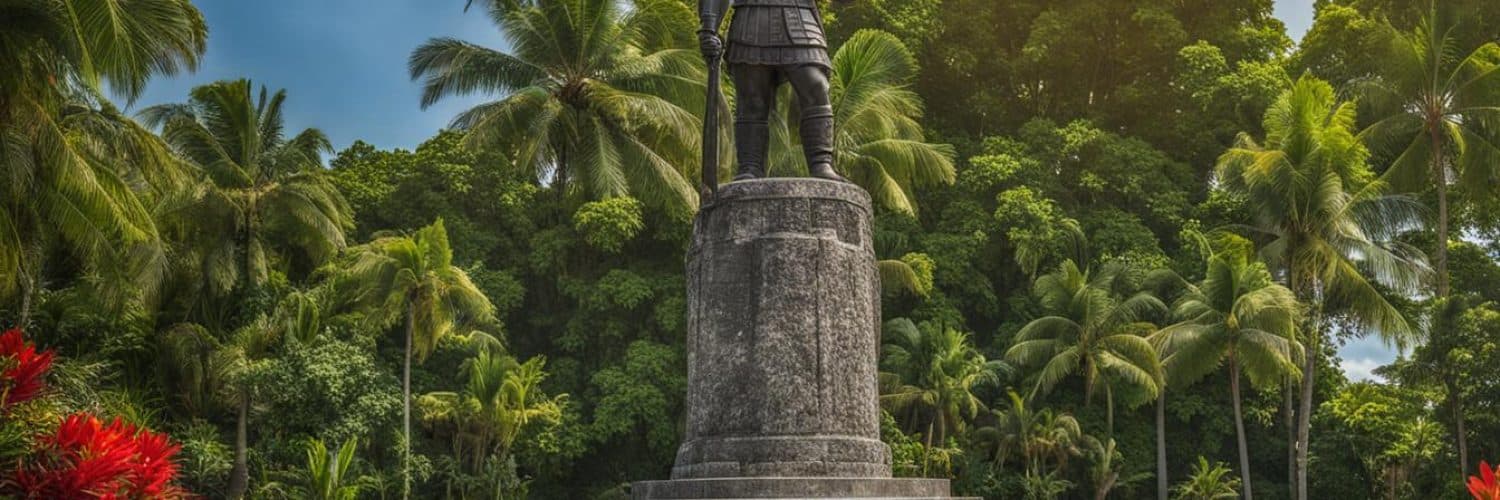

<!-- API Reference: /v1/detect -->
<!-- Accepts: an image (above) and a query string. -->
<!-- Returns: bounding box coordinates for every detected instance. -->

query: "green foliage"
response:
[878,253,936,298]
[1326,382,1443,497]
[995,187,1079,278]
[880,319,1009,444]
[336,217,495,496]
[1356,3,1500,298]
[141,79,352,303]
[174,420,232,496]
[1154,242,1303,391]
[777,29,957,214]
[9,1,1500,499]
[410,0,705,212]
[1152,238,1303,499]
[972,390,1091,482]
[586,340,683,457]
[0,0,206,315]
[574,197,646,253]
[1216,75,1423,339]
[880,410,930,478]
[419,350,565,484]
[1006,259,1166,425]
[301,438,361,500]
[257,339,401,445]
[1173,457,1240,500]
[341,218,496,361]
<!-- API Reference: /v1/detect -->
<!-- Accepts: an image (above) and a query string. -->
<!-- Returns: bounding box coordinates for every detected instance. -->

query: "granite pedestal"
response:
[632,179,963,499]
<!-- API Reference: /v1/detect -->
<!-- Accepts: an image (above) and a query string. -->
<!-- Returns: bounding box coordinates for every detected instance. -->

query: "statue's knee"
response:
[790,70,830,104]
[736,100,771,121]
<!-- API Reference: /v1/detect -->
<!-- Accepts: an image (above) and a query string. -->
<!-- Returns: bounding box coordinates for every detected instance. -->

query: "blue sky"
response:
[122,0,507,152]
[119,0,1395,381]
[1277,0,1317,41]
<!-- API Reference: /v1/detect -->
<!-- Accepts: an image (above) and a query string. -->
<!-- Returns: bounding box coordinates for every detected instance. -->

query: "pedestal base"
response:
[636,180,973,499]
[631,477,972,499]
[672,436,891,478]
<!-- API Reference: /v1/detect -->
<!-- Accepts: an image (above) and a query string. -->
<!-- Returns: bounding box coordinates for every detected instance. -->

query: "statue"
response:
[631,6,974,497]
[698,0,847,185]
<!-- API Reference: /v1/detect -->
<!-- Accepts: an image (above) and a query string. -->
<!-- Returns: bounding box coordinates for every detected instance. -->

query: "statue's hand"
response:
[698,30,722,60]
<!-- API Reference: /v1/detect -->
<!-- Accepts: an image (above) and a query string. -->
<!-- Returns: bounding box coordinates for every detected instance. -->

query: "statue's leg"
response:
[786,65,845,183]
[731,64,775,181]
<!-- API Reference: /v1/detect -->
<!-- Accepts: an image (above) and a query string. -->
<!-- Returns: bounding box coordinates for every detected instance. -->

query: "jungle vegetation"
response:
[2,0,1499,499]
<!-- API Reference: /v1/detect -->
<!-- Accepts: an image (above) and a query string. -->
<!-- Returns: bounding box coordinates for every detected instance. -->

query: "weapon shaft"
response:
[702,54,722,202]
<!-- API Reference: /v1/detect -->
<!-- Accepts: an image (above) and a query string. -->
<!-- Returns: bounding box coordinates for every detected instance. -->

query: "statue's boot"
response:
[734,118,768,181]
[802,105,846,182]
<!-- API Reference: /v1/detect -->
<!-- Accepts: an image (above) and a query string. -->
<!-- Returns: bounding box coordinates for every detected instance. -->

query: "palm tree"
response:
[410,0,704,212]
[1005,259,1166,436]
[1358,4,1500,475]
[301,438,361,500]
[1216,75,1427,500]
[340,219,495,499]
[1,0,205,324]
[973,391,1036,474]
[1360,3,1500,299]
[418,351,566,473]
[1173,457,1241,500]
[976,390,1088,484]
[768,30,956,215]
[879,318,1007,458]
[880,319,1006,477]
[1407,295,1481,482]
[1031,409,1087,478]
[1085,437,1147,500]
[1153,241,1304,500]
[141,79,352,319]
[224,293,327,498]
[159,289,331,499]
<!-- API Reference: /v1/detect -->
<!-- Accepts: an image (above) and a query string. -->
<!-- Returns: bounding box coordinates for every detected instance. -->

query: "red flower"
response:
[0,328,54,408]
[1472,461,1500,500]
[9,414,190,499]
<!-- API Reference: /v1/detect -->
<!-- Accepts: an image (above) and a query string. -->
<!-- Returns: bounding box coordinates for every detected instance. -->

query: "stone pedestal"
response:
[632,179,961,499]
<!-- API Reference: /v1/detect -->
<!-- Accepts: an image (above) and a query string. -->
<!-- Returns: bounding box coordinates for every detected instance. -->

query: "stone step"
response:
[632,477,970,500]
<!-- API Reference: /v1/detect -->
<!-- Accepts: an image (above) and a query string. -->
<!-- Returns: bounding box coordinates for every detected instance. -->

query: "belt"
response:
[731,0,817,8]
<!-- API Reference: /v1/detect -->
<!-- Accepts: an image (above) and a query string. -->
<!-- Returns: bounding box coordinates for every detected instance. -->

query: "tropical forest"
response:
[2,0,1500,499]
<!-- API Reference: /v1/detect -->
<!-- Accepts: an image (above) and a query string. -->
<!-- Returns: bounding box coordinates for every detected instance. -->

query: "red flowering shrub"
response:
[0,328,54,408]
[1473,461,1500,500]
[9,414,189,499]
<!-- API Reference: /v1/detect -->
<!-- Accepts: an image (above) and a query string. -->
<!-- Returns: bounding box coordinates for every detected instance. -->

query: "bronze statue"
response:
[699,0,846,185]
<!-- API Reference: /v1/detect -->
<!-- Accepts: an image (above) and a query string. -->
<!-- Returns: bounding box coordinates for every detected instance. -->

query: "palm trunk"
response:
[243,201,256,293]
[1156,392,1168,500]
[17,272,33,328]
[403,301,415,500]
[555,143,569,206]
[1450,379,1469,477]
[922,420,934,477]
[1285,375,1296,499]
[1231,357,1253,500]
[1287,270,1314,500]
[1105,382,1114,438]
[16,243,40,328]
[1386,465,1396,500]
[1431,127,1469,478]
[1296,329,1315,500]
[228,393,250,499]
[1432,125,1449,298]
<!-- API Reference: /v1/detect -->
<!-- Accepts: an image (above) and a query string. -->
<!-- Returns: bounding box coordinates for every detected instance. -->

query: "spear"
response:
[701,50,722,204]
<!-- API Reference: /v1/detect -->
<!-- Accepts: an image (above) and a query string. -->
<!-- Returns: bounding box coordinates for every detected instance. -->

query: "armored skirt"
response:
[725,3,831,70]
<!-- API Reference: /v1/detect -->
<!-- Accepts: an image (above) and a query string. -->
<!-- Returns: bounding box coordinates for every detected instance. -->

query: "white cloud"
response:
[1340,357,1387,383]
